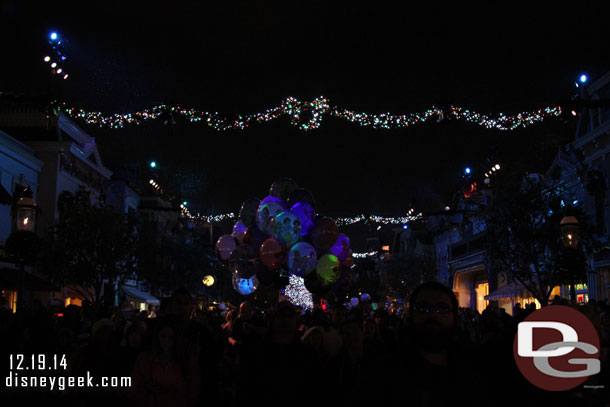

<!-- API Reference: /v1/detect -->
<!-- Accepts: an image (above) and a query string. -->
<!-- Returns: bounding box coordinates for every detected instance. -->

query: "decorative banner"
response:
[54,97,565,132]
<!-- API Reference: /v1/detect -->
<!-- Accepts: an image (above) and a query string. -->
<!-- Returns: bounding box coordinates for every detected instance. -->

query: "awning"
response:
[484,282,527,300]
[122,285,160,305]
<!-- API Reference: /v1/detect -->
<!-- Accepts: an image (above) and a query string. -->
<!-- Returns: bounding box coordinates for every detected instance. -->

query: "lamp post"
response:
[560,216,581,303]
[14,187,37,232]
[202,274,215,309]
[560,216,580,249]
[6,187,39,312]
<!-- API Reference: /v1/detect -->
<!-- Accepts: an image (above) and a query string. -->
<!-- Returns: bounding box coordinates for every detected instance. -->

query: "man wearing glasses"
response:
[382,281,487,406]
[408,281,460,367]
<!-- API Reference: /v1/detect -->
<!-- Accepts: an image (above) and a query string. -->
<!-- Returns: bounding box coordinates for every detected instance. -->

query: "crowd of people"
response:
[1,283,610,407]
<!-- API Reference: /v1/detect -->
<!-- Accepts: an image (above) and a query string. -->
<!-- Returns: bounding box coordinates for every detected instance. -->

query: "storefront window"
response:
[1,289,17,313]
[516,297,541,310]
[577,294,589,304]
[65,297,83,307]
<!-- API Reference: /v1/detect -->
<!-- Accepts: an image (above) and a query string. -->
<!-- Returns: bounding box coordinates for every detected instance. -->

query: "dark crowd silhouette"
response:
[1,283,609,407]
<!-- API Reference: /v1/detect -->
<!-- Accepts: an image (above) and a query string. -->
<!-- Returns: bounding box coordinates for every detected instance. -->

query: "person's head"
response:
[158,326,174,355]
[362,318,378,339]
[91,318,114,349]
[171,288,193,320]
[57,327,75,348]
[301,326,324,351]
[331,305,348,326]
[126,324,143,349]
[158,297,172,316]
[341,319,364,359]
[152,316,177,356]
[408,281,458,352]
[269,301,298,342]
[601,312,610,327]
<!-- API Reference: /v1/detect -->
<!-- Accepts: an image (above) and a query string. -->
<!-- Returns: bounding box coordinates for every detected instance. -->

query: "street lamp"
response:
[560,215,584,303]
[14,187,37,232]
[202,274,216,310]
[560,216,580,249]
[6,187,40,312]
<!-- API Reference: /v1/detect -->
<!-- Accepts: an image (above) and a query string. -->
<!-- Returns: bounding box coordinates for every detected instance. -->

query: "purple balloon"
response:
[261,195,287,209]
[232,220,248,244]
[328,233,351,262]
[290,202,315,236]
[215,234,237,261]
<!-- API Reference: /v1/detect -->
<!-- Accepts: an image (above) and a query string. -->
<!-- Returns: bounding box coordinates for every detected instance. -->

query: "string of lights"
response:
[54,97,565,132]
[335,212,422,226]
[183,211,423,226]
[148,177,424,226]
[352,251,379,258]
[148,179,422,226]
[183,211,424,226]
[195,213,236,222]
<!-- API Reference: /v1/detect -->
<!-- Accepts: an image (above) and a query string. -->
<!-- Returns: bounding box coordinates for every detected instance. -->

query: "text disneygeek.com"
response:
[6,354,131,391]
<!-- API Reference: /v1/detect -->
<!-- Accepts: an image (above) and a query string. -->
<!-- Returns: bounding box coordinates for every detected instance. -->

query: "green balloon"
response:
[315,254,341,285]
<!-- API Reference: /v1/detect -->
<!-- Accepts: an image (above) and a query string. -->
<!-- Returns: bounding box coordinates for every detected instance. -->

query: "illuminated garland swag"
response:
[55,97,564,131]
[189,212,422,225]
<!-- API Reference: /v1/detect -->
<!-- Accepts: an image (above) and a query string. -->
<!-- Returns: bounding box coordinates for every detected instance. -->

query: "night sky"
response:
[1,2,609,217]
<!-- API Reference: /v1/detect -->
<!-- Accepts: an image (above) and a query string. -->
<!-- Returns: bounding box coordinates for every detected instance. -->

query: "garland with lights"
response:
[352,251,379,258]
[192,212,423,225]
[54,97,565,132]
[149,176,423,225]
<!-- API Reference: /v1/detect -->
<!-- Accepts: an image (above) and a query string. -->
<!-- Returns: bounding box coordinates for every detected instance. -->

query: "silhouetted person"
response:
[130,315,199,407]
[384,281,489,406]
[241,301,316,407]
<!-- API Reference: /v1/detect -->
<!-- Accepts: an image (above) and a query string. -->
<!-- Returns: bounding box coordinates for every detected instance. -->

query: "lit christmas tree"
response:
[284,275,314,310]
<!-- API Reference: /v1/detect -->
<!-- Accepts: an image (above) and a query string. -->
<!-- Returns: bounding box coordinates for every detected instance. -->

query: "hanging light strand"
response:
[54,98,565,132]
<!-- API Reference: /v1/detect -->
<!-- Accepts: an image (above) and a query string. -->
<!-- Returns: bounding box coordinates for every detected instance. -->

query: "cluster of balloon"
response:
[345,293,371,309]
[215,178,356,298]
